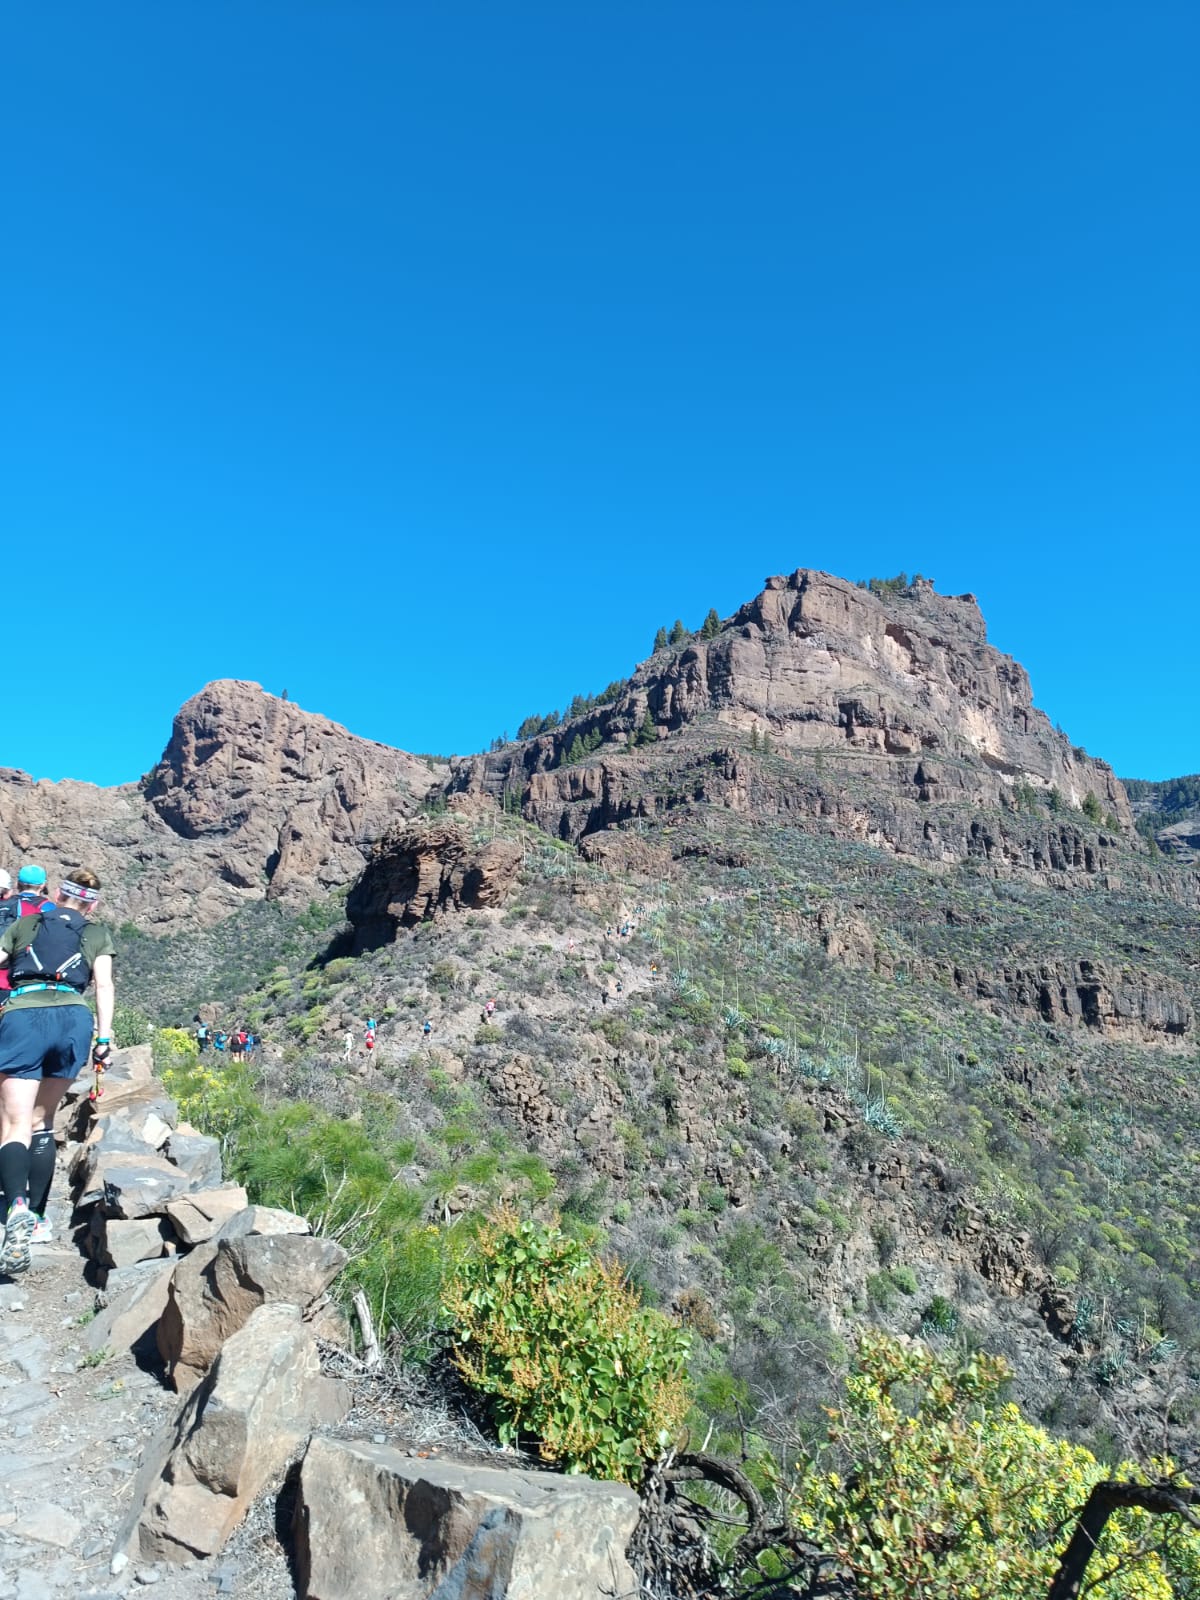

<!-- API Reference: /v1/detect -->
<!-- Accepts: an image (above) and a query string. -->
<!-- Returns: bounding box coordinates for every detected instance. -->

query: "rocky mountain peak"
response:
[450,568,1133,873]
[1,681,441,929]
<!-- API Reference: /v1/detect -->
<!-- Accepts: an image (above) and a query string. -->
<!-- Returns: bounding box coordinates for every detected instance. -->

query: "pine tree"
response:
[635,710,657,747]
[668,619,687,645]
[565,735,586,765]
[750,725,760,751]
[653,626,668,652]
[700,607,721,639]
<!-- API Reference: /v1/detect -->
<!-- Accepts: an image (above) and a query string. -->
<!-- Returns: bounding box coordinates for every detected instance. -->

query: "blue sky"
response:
[5,3,1196,784]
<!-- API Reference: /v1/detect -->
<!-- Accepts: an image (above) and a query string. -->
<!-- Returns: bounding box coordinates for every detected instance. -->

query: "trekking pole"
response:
[89,1035,112,1104]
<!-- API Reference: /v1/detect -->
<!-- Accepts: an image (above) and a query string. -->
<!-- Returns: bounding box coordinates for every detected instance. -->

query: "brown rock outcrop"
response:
[347,818,522,948]
[121,1302,347,1564]
[450,571,1137,877]
[295,1437,639,1600]
[158,1228,347,1392]
[0,680,440,930]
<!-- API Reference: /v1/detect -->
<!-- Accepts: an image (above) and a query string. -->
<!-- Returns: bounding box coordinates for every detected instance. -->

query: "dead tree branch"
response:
[1047,1480,1200,1600]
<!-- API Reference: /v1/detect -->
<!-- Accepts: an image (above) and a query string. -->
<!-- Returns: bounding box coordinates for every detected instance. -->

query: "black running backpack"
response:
[8,908,91,991]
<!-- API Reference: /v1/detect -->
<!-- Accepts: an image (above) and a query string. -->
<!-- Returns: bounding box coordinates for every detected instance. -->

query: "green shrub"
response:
[444,1208,691,1482]
[866,1271,897,1310]
[920,1294,959,1335]
[474,1024,503,1045]
[112,1003,153,1048]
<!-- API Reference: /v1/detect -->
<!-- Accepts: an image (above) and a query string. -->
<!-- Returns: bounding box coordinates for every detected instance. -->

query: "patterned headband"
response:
[60,880,100,904]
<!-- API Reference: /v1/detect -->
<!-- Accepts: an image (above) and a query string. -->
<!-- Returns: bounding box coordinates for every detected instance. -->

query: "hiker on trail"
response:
[195,1019,209,1052]
[344,1030,354,1062]
[0,869,114,1272]
[213,1031,226,1053]
[422,1018,432,1038]
[485,998,496,1018]
[364,1027,376,1053]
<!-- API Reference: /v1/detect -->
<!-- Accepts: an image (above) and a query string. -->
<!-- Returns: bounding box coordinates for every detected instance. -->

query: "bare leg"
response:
[0,1075,40,1148]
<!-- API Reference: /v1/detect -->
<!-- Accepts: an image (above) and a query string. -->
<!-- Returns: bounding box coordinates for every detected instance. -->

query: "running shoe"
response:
[0,1202,34,1275]
[30,1214,52,1245]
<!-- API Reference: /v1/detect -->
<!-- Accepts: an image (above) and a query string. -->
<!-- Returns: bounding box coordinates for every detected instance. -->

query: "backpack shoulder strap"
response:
[7,913,43,955]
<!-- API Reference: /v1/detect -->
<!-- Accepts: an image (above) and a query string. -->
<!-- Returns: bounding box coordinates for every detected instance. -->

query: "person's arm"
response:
[92,953,115,1042]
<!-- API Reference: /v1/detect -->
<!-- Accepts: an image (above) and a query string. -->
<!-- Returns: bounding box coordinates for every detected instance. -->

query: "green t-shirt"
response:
[0,916,116,1010]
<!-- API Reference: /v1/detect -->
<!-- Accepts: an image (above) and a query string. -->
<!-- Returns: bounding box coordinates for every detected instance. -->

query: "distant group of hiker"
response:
[0,862,115,1276]
[344,1017,378,1059]
[194,1020,258,1061]
[343,1013,437,1061]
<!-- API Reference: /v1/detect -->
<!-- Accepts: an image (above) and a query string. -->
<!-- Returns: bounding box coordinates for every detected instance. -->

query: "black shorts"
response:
[0,1006,93,1080]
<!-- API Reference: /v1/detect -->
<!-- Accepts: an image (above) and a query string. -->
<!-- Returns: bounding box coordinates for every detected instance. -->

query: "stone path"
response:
[0,1192,294,1600]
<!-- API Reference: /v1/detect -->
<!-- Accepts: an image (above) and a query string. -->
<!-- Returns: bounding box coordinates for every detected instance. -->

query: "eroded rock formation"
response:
[346,818,522,948]
[0,680,439,928]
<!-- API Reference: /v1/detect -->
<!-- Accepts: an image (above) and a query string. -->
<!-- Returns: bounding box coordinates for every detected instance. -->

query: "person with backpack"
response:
[0,866,56,1007]
[0,869,115,1272]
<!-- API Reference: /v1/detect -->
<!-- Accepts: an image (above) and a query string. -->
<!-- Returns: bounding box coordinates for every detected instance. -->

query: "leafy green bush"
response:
[444,1208,691,1481]
[920,1294,959,1335]
[112,1003,153,1048]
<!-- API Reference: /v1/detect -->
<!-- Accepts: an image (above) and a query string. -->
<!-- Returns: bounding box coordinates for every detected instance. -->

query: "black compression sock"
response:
[28,1131,55,1216]
[0,1142,31,1220]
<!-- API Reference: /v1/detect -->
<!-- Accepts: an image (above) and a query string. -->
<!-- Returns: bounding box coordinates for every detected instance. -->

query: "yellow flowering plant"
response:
[790,1332,1200,1599]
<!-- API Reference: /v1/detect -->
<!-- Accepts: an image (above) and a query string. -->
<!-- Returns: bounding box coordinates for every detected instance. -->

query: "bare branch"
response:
[1047,1480,1200,1600]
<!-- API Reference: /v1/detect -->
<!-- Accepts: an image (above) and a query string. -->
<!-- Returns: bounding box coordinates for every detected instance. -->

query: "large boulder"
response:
[294,1438,639,1600]
[86,1257,177,1358]
[118,1303,347,1563]
[162,1186,250,1246]
[164,1131,223,1189]
[87,1151,194,1219]
[158,1230,347,1393]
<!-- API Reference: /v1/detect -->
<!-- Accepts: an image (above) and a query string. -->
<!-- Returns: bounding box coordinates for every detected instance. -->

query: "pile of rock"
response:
[60,1045,349,1567]
[60,1046,639,1599]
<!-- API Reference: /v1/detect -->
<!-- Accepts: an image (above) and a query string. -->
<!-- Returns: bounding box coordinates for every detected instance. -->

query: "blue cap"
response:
[17,864,47,886]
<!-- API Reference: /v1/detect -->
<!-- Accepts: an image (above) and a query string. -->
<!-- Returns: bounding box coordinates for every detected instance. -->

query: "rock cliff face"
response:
[346,819,522,950]
[450,570,1134,874]
[0,682,439,929]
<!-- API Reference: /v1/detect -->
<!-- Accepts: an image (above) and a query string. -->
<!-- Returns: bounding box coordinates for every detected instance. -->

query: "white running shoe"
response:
[30,1214,52,1245]
[0,1203,34,1275]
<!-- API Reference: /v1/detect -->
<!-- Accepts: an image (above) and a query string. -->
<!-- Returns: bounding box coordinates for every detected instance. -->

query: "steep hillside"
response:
[197,784,1200,1466]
